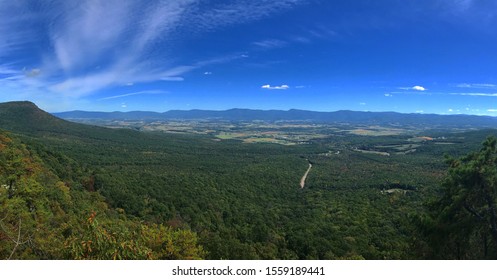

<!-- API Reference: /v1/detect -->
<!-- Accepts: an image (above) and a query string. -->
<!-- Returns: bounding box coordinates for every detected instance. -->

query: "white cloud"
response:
[415,110,424,113]
[384,93,393,97]
[397,86,427,92]
[412,86,426,91]
[359,102,366,106]
[261,84,290,90]
[487,109,497,112]
[204,72,213,75]
[448,108,454,112]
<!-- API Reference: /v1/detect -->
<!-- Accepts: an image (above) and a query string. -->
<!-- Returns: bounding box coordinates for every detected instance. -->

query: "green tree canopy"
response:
[419,136,497,259]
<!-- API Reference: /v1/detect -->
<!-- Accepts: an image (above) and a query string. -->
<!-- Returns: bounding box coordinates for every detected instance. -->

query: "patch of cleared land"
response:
[352,148,390,156]
[216,132,248,139]
[348,126,408,136]
[243,137,296,145]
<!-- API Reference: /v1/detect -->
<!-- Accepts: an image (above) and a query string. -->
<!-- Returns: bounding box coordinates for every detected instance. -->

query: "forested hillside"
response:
[0,129,203,259]
[1,101,497,259]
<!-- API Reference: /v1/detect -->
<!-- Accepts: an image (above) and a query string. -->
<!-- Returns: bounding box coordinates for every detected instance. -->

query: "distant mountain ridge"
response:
[2,101,497,130]
[53,107,497,128]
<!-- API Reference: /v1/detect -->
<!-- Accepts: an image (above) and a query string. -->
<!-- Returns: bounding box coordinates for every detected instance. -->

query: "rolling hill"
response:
[0,101,103,136]
[0,101,160,143]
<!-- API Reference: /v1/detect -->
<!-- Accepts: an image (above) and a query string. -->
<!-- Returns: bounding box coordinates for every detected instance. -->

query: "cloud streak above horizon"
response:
[451,93,497,97]
[98,90,169,101]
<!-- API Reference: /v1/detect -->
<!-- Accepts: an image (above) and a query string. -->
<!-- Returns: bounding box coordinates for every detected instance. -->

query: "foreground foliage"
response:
[0,131,204,260]
[416,137,497,259]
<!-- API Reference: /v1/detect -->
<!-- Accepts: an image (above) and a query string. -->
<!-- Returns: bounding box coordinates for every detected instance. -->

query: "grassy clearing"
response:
[352,148,390,156]
[348,128,406,136]
[215,132,248,139]
[243,137,295,145]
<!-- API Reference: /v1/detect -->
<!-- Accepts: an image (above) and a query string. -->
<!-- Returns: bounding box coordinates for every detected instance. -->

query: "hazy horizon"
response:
[46,104,497,118]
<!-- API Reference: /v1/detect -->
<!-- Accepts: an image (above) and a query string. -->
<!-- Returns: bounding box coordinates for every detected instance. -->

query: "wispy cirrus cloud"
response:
[456,83,497,89]
[436,0,497,29]
[0,66,23,82]
[251,24,338,52]
[98,90,168,101]
[253,39,288,50]
[451,92,497,97]
[0,0,308,105]
[306,25,339,40]
[453,0,474,10]
[185,0,305,34]
[261,84,290,90]
[0,3,38,58]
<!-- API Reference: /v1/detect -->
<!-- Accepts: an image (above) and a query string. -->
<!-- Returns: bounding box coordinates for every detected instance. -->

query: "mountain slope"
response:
[0,101,157,145]
[0,102,205,260]
[0,101,97,136]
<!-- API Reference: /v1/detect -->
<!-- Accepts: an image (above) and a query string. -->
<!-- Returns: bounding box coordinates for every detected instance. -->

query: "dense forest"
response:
[0,129,204,259]
[1,101,497,259]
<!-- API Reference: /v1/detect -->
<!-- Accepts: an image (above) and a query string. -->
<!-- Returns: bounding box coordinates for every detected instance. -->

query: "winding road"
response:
[300,161,313,188]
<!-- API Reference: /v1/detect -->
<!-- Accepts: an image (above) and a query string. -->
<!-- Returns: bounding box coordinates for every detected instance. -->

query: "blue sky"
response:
[1,0,497,115]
